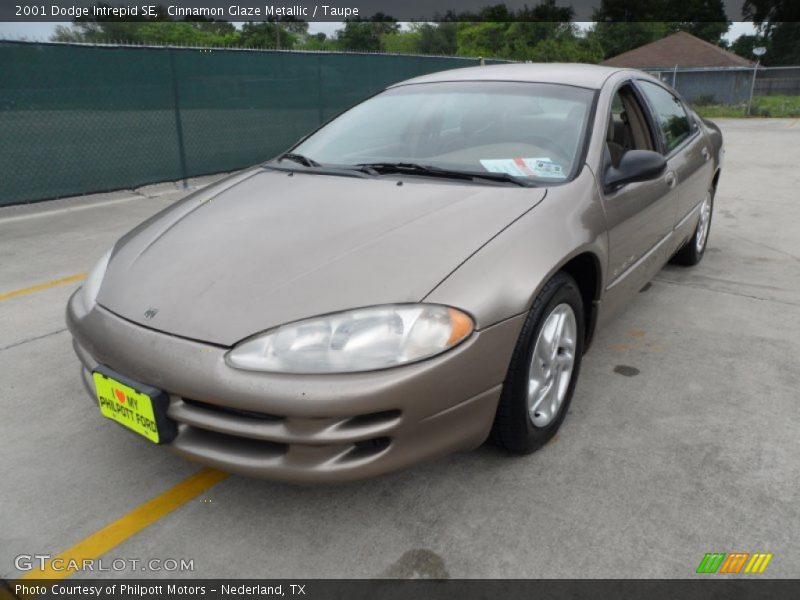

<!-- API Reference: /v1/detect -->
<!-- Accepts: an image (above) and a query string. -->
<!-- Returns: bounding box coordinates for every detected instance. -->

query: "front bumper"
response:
[66,291,524,483]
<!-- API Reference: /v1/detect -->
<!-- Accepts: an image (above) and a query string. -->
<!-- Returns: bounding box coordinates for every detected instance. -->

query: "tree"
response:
[743,0,800,65]
[299,33,338,52]
[518,0,574,21]
[593,0,665,22]
[51,2,168,44]
[335,15,399,51]
[661,0,730,44]
[135,21,239,46]
[764,23,800,65]
[452,0,601,64]
[730,33,766,60]
[589,22,671,59]
[51,1,315,48]
[417,22,458,55]
[51,2,246,46]
[477,4,516,21]
[591,0,730,58]
[381,29,422,54]
[239,20,303,49]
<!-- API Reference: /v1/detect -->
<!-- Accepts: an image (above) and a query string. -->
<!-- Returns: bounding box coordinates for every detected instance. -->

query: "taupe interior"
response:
[606,84,656,168]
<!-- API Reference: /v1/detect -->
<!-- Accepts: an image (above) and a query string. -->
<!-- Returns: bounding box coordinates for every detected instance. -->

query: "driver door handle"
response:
[665,171,678,189]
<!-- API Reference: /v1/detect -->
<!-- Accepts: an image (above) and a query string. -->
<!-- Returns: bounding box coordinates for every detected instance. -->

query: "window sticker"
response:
[480,157,567,179]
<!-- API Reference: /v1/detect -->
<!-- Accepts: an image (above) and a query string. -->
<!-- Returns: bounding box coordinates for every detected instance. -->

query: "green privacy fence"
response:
[0,41,500,206]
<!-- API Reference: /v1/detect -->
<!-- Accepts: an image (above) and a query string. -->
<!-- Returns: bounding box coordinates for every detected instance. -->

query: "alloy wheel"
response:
[526,303,577,428]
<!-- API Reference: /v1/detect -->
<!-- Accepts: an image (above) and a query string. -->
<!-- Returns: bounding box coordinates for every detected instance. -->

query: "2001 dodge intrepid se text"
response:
[66,63,722,482]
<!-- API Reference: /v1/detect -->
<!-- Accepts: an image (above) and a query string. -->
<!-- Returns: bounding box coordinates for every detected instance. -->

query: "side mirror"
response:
[604,149,667,193]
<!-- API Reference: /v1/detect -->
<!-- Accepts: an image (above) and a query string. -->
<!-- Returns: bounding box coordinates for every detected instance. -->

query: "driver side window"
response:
[606,84,656,168]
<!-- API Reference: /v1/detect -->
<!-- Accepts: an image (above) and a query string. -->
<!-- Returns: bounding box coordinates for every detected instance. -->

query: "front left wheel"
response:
[491,272,585,454]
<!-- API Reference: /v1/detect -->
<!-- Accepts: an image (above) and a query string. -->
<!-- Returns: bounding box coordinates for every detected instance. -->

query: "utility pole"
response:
[748,47,767,116]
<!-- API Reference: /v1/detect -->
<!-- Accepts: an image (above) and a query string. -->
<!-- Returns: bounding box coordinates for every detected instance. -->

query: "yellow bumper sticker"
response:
[93,372,160,443]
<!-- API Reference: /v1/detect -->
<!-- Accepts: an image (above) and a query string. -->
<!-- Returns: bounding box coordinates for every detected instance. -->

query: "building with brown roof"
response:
[602,31,754,69]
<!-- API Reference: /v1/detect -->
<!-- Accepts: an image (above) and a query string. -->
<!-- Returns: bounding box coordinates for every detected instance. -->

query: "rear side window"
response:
[638,81,692,153]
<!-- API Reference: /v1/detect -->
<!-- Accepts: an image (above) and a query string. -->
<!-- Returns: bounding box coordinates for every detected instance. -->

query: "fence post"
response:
[317,54,324,125]
[747,59,760,116]
[168,48,189,188]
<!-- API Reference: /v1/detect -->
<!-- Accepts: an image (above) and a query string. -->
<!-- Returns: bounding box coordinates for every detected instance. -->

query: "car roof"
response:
[391,63,628,90]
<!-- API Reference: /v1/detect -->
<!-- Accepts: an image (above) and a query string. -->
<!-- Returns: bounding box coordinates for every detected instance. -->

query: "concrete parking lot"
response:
[1,119,799,580]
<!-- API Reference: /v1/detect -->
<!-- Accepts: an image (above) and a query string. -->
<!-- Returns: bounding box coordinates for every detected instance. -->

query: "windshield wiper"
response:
[277,153,321,168]
[354,162,535,187]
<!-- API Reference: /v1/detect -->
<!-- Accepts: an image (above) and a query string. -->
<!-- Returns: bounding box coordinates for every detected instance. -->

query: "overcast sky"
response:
[0,21,757,43]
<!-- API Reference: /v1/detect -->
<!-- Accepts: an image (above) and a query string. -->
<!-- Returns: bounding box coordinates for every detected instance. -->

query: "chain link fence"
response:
[646,65,800,106]
[0,41,504,206]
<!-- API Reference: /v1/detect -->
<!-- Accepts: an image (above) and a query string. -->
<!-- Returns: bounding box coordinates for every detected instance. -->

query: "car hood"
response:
[97,168,546,346]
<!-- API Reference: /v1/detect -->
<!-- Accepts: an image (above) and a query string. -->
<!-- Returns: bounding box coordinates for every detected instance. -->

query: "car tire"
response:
[670,185,714,266]
[491,272,585,454]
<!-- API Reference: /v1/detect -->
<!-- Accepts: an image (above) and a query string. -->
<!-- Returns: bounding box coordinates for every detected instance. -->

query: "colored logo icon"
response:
[696,552,773,574]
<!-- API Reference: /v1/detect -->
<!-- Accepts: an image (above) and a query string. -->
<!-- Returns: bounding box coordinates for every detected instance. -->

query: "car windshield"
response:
[290,81,594,183]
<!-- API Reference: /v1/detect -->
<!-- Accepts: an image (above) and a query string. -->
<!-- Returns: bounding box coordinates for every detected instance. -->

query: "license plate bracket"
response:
[92,365,177,444]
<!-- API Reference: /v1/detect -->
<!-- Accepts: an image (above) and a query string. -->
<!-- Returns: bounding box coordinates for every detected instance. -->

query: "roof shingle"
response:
[602,31,754,69]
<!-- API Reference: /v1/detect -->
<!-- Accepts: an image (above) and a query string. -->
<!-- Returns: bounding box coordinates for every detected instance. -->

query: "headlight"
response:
[226,304,474,374]
[78,249,112,313]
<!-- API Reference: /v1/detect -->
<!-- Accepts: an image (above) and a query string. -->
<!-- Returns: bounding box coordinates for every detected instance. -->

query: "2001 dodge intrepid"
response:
[66,63,722,482]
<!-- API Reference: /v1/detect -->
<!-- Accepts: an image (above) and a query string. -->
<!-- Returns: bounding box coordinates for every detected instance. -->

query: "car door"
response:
[635,79,714,248]
[600,81,678,306]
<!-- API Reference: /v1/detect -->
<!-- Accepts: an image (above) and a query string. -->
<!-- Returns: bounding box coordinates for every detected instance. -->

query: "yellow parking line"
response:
[18,468,229,581]
[0,273,86,302]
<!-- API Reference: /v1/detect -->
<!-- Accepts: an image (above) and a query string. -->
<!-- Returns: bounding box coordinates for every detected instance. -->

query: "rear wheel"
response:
[671,186,714,266]
[491,272,585,454]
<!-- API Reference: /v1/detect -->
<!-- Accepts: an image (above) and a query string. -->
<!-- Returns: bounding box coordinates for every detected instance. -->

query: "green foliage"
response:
[693,94,718,106]
[52,11,296,48]
[50,0,749,64]
[742,0,800,24]
[239,21,301,49]
[381,29,422,54]
[416,22,458,55]
[454,15,601,63]
[740,0,800,65]
[694,96,800,118]
[136,22,239,46]
[731,33,764,59]
[301,33,338,52]
[591,0,730,57]
[456,21,509,57]
[760,22,800,66]
[753,95,800,117]
[334,16,400,52]
[51,1,606,61]
[588,22,671,59]
[51,1,309,48]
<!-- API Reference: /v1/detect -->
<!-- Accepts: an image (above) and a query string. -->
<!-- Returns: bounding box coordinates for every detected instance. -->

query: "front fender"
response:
[424,167,608,331]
